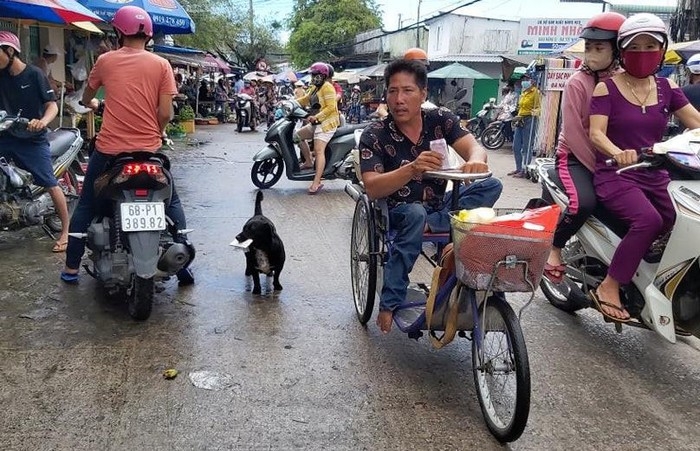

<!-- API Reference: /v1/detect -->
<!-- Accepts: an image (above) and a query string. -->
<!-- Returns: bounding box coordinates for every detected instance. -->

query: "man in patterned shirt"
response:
[359,59,502,333]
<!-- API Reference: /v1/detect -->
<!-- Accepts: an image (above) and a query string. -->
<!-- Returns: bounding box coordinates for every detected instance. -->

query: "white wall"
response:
[427,14,519,57]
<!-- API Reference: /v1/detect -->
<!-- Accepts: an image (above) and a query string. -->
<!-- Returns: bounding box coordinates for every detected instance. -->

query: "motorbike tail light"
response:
[122,163,162,176]
[134,189,149,197]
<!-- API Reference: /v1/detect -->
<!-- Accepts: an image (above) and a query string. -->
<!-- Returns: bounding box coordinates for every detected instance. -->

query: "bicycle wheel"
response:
[472,294,530,443]
[350,195,377,324]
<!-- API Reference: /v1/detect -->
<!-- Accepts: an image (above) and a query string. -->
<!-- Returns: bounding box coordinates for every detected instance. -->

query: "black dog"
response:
[235,191,285,294]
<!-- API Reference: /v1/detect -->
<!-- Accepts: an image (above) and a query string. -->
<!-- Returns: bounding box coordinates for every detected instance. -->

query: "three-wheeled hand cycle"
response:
[347,170,556,443]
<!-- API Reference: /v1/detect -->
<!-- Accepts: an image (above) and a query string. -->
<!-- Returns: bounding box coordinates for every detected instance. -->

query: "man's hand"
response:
[614,149,638,167]
[461,161,489,173]
[27,118,48,132]
[410,150,443,176]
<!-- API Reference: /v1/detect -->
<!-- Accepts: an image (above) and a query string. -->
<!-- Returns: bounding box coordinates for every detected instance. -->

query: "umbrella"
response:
[274,70,297,83]
[333,70,366,84]
[243,71,265,81]
[204,54,230,73]
[76,0,194,34]
[356,63,387,78]
[427,63,493,79]
[665,40,700,64]
[0,0,102,24]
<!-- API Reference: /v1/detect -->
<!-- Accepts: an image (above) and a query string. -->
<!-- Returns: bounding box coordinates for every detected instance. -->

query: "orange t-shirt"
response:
[89,47,176,154]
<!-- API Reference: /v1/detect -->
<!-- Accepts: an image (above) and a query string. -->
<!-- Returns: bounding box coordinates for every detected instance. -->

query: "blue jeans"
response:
[65,150,187,270]
[381,177,503,312]
[512,116,536,172]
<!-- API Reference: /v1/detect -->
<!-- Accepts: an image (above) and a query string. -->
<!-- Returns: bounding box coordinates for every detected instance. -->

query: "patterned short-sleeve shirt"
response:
[359,107,468,209]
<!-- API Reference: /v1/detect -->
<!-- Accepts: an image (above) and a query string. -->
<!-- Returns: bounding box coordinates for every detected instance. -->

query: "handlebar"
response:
[604,148,659,175]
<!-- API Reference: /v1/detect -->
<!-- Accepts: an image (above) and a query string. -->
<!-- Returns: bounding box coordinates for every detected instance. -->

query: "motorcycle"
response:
[0,111,83,236]
[235,93,258,133]
[465,98,498,139]
[480,117,514,151]
[70,151,195,321]
[251,99,365,189]
[535,130,700,343]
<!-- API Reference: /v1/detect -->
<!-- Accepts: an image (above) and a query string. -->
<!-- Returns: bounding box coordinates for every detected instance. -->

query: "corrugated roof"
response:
[431,54,502,63]
[606,0,676,12]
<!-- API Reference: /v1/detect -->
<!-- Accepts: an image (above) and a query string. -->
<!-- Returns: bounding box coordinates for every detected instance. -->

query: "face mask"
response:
[312,74,324,86]
[521,80,532,90]
[622,50,664,78]
[584,48,613,71]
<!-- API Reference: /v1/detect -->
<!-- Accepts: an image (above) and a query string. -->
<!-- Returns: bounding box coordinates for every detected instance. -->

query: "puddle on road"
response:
[188,370,240,391]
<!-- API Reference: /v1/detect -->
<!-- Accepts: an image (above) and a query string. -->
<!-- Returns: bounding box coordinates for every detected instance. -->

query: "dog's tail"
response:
[254,190,263,216]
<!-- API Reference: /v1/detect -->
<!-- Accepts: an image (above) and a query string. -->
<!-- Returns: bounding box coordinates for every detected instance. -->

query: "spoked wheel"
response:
[251,157,284,189]
[481,126,505,150]
[350,195,377,324]
[472,294,530,443]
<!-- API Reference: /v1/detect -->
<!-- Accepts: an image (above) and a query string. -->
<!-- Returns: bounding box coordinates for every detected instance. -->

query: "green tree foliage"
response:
[175,0,284,70]
[287,0,382,67]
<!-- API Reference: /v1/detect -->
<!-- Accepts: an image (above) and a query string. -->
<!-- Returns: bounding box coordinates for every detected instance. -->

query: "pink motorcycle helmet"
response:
[112,5,153,38]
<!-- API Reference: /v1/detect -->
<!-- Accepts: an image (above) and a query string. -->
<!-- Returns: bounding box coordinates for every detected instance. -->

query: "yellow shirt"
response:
[517,87,541,117]
[298,82,340,132]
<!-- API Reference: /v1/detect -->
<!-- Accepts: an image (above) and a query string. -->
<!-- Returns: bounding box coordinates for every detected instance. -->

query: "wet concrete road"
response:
[2,125,700,450]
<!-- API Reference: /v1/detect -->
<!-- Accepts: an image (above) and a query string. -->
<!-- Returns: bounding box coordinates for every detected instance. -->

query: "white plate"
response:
[120,202,166,232]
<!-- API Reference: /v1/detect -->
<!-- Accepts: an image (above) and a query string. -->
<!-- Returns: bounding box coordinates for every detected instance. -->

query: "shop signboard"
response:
[517,18,587,55]
[544,67,577,92]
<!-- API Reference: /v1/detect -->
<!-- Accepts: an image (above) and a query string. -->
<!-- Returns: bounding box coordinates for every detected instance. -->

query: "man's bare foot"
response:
[376,310,393,334]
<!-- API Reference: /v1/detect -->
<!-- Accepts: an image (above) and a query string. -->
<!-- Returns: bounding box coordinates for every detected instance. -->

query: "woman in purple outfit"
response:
[589,13,700,322]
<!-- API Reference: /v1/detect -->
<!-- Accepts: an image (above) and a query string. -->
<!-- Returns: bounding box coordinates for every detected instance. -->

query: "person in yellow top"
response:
[295,62,340,194]
[509,73,541,178]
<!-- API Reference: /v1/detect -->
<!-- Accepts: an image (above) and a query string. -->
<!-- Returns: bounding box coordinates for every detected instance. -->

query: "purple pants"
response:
[594,168,675,284]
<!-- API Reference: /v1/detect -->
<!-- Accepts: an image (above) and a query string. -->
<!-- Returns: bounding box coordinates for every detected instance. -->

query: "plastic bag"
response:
[69,56,88,81]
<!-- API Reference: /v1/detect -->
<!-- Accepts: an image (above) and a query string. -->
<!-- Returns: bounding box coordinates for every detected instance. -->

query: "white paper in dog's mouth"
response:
[229,238,253,250]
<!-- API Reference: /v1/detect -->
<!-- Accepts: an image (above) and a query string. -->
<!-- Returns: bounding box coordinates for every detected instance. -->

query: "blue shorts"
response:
[0,135,57,188]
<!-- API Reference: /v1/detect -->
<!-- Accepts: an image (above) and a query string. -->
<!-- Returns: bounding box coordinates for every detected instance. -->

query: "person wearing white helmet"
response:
[682,53,700,110]
[61,5,195,285]
[0,31,71,254]
[588,13,700,322]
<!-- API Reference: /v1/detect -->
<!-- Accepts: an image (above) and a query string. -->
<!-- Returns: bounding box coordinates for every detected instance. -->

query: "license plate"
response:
[120,202,166,232]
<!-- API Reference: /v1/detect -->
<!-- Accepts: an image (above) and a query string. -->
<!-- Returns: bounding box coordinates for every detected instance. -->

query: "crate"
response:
[450,214,553,292]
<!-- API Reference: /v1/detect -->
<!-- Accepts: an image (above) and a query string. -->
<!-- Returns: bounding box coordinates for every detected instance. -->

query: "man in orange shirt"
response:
[61,5,194,285]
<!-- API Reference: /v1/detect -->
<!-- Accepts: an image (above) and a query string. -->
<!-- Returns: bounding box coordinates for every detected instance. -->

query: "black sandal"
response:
[589,289,630,323]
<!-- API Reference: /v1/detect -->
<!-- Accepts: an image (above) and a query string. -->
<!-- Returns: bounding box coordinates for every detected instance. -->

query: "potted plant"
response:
[166,122,187,140]
[179,105,195,134]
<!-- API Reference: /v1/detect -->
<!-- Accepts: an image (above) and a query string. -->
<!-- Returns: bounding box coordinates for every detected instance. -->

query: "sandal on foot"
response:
[52,240,68,253]
[543,262,566,284]
[60,271,79,285]
[589,289,630,323]
[308,183,324,195]
[300,163,314,170]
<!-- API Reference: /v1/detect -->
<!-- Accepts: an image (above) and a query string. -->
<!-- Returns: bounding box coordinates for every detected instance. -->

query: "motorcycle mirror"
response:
[454,88,468,101]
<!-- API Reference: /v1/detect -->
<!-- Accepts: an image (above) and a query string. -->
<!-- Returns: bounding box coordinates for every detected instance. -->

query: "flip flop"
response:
[308,183,324,195]
[589,289,630,323]
[52,240,68,253]
[543,262,566,284]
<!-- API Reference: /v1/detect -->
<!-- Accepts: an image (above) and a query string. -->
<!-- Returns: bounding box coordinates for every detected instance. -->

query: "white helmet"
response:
[687,53,700,74]
[617,13,668,50]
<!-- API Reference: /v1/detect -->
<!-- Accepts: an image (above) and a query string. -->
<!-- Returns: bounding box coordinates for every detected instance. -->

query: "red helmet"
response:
[112,6,153,38]
[580,12,626,41]
[404,47,428,61]
[0,31,21,53]
[309,62,329,77]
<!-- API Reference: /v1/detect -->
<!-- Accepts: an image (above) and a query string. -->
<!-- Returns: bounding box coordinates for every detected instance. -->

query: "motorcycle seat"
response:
[48,128,79,158]
[332,123,366,138]
[546,167,629,239]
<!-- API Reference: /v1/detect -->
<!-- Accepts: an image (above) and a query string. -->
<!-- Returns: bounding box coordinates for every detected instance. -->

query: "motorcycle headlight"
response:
[279,100,294,117]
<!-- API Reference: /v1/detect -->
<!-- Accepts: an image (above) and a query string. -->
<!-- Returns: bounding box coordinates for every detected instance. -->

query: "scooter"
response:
[0,111,83,236]
[480,116,514,151]
[250,99,365,189]
[536,130,700,343]
[235,93,257,133]
[465,98,498,139]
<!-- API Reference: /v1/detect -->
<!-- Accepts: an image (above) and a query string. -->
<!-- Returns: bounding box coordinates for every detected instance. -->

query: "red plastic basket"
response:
[450,214,554,292]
